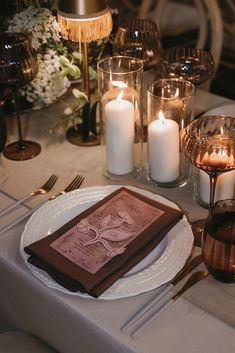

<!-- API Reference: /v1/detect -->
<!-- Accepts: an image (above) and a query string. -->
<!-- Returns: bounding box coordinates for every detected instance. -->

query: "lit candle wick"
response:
[117,90,124,102]
[174,88,179,98]
[159,110,165,124]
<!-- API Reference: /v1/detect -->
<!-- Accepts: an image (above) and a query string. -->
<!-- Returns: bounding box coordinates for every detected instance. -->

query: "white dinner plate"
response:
[20,185,194,300]
[205,103,235,117]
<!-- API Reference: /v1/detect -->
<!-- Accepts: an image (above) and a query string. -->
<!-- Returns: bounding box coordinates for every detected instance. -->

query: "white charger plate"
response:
[20,185,194,300]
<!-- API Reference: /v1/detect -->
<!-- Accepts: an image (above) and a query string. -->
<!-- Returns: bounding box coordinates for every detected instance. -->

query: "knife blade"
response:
[131,270,209,338]
[121,254,202,332]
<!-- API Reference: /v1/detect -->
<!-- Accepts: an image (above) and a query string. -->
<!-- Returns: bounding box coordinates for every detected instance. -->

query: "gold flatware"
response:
[121,255,202,332]
[131,270,209,338]
[49,174,84,200]
[0,174,58,217]
[0,175,84,235]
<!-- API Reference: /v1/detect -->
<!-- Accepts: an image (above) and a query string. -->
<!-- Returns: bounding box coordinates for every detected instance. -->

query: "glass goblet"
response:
[203,199,235,282]
[113,19,162,71]
[181,115,235,240]
[0,32,41,161]
[161,47,215,87]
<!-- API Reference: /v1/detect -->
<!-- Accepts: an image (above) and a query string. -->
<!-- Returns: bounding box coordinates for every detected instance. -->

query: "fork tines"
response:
[64,174,84,192]
[41,174,58,192]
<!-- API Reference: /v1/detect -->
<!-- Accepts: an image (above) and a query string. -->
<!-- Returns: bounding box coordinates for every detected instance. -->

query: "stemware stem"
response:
[209,172,218,212]
[14,88,26,151]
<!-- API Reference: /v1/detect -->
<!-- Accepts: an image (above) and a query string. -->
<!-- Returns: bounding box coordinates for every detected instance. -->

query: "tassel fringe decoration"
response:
[58,9,112,43]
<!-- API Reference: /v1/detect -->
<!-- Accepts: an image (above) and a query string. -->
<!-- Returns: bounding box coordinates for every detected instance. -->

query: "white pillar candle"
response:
[201,149,235,169]
[199,170,235,205]
[105,96,134,175]
[148,111,180,182]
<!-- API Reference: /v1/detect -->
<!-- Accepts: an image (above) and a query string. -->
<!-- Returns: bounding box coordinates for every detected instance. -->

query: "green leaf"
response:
[59,55,70,66]
[89,66,98,80]
[72,51,82,61]
[72,88,88,102]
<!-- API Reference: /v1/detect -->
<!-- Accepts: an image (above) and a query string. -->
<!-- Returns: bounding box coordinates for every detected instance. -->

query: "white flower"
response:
[21,48,70,106]
[7,5,82,108]
[64,107,73,115]
[7,6,61,50]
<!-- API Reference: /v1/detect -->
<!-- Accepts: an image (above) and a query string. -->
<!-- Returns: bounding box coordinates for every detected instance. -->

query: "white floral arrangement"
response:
[7,5,61,50]
[7,5,81,108]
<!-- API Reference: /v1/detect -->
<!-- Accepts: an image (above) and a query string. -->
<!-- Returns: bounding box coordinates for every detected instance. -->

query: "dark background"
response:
[1,0,234,100]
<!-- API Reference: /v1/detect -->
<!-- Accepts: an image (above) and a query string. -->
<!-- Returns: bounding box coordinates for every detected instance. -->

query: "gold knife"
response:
[131,270,209,338]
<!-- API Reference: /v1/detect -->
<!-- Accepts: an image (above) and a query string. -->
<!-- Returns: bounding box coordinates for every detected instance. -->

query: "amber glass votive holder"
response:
[203,199,235,282]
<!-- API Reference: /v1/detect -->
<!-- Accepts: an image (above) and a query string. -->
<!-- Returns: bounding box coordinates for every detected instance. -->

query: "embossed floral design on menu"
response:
[50,189,165,275]
[77,212,134,257]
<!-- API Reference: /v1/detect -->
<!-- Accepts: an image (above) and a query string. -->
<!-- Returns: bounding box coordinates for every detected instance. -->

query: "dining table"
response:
[0,83,235,353]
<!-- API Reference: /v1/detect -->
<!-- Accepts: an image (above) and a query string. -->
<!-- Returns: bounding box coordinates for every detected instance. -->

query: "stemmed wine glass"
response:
[160,47,215,87]
[114,19,162,141]
[181,115,235,238]
[113,19,162,71]
[0,32,41,161]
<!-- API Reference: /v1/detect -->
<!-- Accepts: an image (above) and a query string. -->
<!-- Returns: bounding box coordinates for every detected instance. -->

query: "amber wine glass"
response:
[181,115,235,264]
[113,19,162,71]
[161,47,214,86]
[182,115,235,210]
[0,32,40,160]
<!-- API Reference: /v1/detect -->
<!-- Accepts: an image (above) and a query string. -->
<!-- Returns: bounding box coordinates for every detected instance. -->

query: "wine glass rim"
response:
[147,78,196,99]
[119,18,160,34]
[164,47,214,56]
[97,55,144,74]
[211,198,235,214]
[185,114,235,144]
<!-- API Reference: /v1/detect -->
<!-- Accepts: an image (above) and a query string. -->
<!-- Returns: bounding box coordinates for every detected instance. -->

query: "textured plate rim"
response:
[19,185,194,300]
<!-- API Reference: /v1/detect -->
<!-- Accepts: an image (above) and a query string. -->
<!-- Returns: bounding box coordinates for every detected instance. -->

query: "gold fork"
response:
[49,174,84,200]
[0,174,84,235]
[0,174,58,217]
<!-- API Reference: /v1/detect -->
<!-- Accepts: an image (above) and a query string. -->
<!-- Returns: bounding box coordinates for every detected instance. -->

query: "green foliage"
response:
[49,89,88,133]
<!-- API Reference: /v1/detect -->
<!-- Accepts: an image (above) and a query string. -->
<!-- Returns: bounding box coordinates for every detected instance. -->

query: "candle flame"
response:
[117,90,124,101]
[159,110,166,123]
[174,88,179,98]
[220,126,224,136]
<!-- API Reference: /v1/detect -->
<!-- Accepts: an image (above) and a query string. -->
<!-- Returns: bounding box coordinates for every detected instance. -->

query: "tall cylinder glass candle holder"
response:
[147,78,195,187]
[98,56,143,180]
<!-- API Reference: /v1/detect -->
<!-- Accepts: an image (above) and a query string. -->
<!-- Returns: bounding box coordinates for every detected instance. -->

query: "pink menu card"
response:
[50,189,164,274]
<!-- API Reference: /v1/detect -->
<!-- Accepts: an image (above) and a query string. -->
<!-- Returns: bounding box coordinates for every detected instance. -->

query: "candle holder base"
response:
[148,154,190,188]
[3,140,41,161]
[104,167,142,182]
[66,124,100,147]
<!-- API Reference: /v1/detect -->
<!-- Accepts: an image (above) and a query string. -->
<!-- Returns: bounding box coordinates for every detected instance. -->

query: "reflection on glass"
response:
[113,19,162,71]
[161,47,214,86]
[0,32,41,161]
[203,199,235,283]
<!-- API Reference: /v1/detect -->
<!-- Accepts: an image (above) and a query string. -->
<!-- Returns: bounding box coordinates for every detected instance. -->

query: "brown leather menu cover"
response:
[24,187,183,298]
